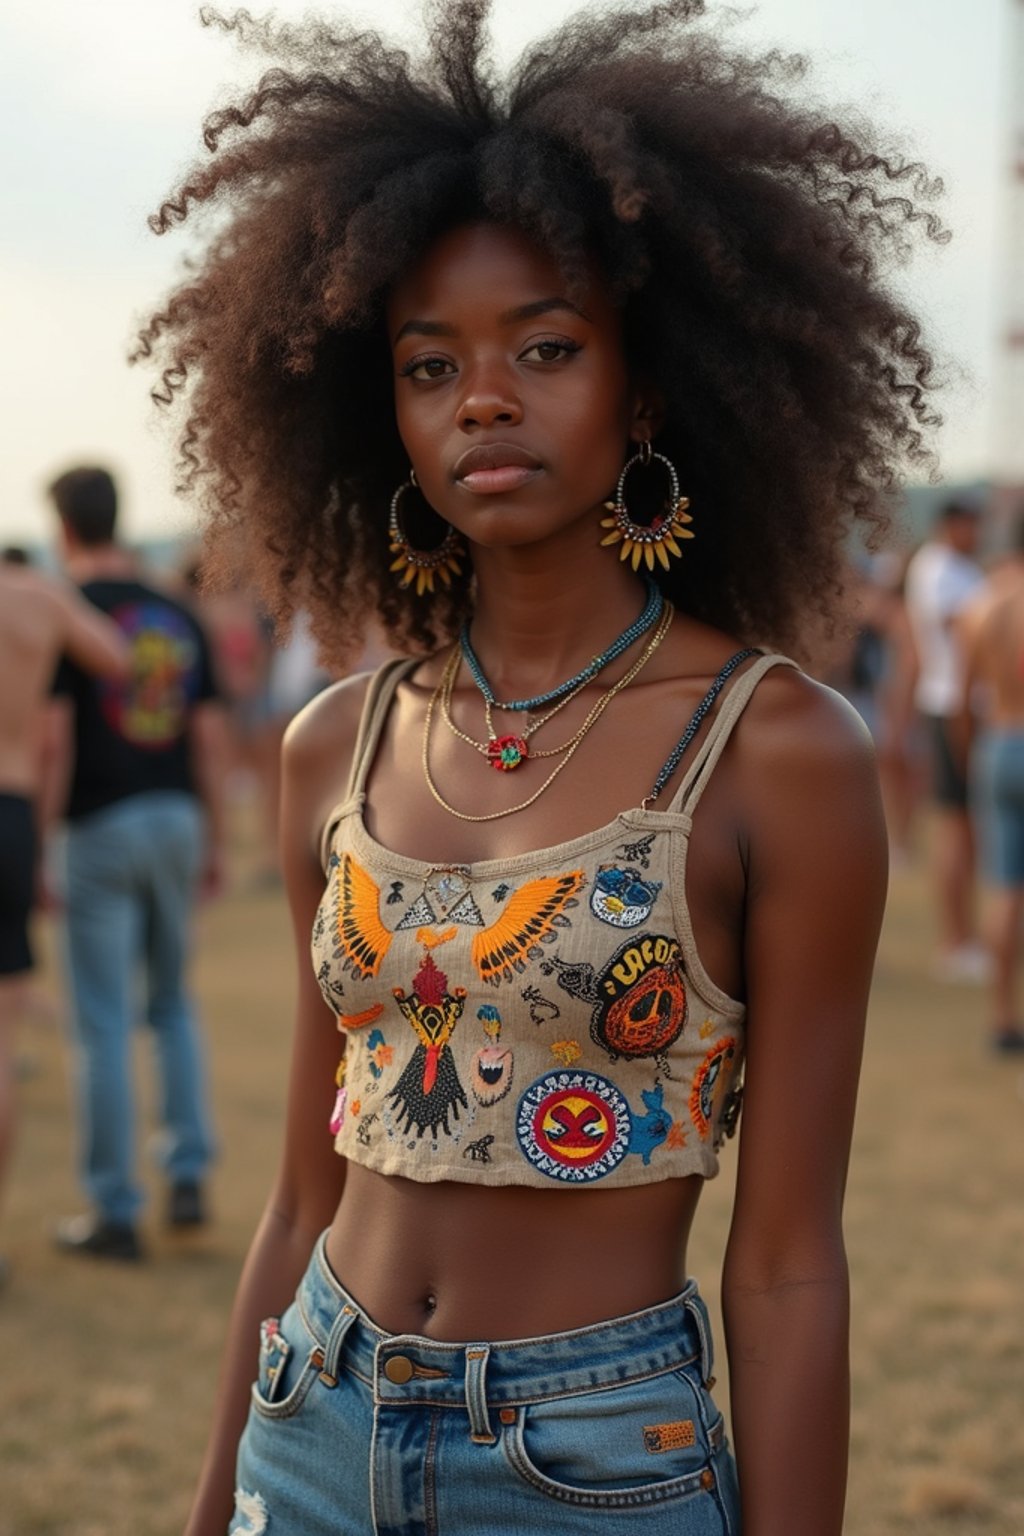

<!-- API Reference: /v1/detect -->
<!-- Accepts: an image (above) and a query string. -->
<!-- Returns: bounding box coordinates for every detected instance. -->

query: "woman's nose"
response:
[457,369,523,430]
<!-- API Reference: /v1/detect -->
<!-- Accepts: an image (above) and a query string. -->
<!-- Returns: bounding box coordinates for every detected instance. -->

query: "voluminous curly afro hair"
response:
[135,0,946,662]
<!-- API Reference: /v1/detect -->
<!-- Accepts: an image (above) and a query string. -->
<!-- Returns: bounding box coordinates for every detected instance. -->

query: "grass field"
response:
[1,819,1022,1535]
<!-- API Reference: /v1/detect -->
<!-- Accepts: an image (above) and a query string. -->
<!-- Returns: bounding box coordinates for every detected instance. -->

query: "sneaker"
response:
[991,1027,1024,1055]
[168,1181,206,1228]
[55,1213,142,1262]
[932,942,992,985]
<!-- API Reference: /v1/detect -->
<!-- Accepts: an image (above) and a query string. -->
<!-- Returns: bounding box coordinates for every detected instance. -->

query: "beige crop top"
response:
[311,651,795,1188]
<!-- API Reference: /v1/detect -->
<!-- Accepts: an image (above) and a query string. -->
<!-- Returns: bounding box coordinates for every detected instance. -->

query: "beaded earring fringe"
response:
[599,447,694,572]
[388,479,463,596]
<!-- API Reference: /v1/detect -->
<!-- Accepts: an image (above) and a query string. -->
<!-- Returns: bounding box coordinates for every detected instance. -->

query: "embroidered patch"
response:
[396,894,438,931]
[593,934,687,1062]
[338,1002,384,1032]
[463,1133,495,1164]
[516,1070,631,1183]
[616,832,656,870]
[416,925,458,949]
[473,873,586,985]
[447,891,485,926]
[477,1003,502,1036]
[356,1111,378,1146]
[387,955,468,1139]
[315,958,346,1013]
[386,881,405,905]
[366,1028,393,1078]
[329,1057,348,1135]
[337,854,392,979]
[470,1046,514,1106]
[627,1082,671,1165]
[549,1038,582,1066]
[666,1120,688,1149]
[522,984,560,1024]
[690,1037,738,1141]
[643,1420,696,1453]
[699,1018,716,1039]
[590,865,662,928]
[425,867,473,914]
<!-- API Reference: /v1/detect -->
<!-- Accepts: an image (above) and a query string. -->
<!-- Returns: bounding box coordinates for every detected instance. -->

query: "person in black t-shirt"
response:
[47,466,228,1261]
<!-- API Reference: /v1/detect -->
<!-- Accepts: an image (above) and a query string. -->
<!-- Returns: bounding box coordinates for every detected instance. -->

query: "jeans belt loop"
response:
[683,1291,716,1388]
[464,1345,496,1444]
[318,1304,359,1387]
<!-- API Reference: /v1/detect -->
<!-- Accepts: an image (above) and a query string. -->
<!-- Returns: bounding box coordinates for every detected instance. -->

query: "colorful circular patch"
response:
[516,1070,631,1183]
[689,1037,737,1141]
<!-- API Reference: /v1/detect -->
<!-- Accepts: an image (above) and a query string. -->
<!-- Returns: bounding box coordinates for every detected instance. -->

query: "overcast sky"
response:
[0,0,1013,546]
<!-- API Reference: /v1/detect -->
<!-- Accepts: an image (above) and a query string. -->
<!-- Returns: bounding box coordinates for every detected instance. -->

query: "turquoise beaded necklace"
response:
[459,576,662,712]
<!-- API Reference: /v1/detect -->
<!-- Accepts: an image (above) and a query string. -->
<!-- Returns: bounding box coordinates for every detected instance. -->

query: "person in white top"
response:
[904,501,985,979]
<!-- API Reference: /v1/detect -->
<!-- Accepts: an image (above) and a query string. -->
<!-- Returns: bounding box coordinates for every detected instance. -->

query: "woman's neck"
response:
[465,539,656,701]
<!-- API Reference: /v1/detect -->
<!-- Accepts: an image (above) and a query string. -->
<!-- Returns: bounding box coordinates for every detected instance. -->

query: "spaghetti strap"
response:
[318,657,417,871]
[659,652,799,816]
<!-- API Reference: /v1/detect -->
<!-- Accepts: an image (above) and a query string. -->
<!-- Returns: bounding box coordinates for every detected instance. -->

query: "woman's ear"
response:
[628,382,666,446]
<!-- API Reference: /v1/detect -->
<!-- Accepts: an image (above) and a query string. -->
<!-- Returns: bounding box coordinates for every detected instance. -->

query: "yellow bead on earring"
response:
[599,442,694,572]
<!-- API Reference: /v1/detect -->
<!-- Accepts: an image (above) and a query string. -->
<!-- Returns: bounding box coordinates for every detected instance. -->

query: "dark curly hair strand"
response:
[133,0,947,662]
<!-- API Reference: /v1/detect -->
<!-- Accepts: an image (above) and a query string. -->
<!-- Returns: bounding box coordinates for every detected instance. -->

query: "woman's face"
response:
[387,223,650,552]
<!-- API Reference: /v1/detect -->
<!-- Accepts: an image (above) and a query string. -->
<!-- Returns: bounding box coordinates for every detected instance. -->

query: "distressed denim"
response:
[230,1232,740,1535]
[63,791,215,1223]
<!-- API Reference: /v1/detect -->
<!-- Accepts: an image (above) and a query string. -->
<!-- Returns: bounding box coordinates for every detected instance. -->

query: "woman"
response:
[138,4,943,1531]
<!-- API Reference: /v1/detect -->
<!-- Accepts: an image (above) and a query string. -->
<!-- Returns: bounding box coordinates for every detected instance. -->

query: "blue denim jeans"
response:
[64,791,215,1224]
[230,1233,741,1535]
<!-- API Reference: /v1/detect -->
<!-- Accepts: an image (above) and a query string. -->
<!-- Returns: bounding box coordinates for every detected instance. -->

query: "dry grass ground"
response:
[1,817,1022,1535]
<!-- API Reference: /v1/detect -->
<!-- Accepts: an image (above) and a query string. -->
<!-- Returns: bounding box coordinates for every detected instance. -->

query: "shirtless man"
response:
[962,529,1024,1051]
[0,551,128,1273]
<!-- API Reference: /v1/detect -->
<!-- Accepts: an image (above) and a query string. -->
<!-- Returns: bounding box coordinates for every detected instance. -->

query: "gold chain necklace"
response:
[439,651,595,763]
[422,605,673,822]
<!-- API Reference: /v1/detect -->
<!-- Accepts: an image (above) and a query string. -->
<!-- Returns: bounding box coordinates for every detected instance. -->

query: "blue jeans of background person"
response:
[230,1233,741,1536]
[974,729,1024,886]
[64,791,215,1225]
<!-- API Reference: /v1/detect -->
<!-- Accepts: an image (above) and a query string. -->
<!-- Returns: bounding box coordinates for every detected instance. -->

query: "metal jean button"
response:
[383,1355,415,1385]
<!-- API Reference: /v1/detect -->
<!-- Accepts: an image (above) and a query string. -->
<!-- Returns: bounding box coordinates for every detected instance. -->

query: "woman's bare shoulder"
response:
[283,671,375,767]
[747,664,874,763]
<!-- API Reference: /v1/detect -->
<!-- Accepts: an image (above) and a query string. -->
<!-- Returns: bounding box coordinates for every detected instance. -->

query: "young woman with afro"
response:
[137,3,945,1531]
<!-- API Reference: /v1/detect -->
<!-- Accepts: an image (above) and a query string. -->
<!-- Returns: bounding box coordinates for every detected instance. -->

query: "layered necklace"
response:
[423,599,673,823]
[456,575,662,772]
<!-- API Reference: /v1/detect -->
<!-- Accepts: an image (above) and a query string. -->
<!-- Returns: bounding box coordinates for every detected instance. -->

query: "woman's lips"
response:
[458,464,541,494]
[453,442,542,495]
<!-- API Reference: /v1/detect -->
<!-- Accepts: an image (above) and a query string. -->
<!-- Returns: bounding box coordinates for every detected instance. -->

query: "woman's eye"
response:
[399,356,455,380]
[520,338,580,363]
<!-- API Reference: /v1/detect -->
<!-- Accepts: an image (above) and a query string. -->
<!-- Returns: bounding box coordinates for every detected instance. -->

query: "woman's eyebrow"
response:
[499,297,591,324]
[393,297,590,344]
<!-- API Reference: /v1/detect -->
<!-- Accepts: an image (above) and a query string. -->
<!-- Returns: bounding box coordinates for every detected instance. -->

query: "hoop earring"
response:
[388,476,464,596]
[599,441,694,573]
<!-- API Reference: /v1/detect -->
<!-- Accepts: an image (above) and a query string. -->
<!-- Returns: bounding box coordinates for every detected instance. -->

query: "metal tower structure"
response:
[994,0,1024,485]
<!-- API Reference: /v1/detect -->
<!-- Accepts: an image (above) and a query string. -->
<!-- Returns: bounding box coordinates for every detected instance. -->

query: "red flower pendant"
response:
[486,735,529,771]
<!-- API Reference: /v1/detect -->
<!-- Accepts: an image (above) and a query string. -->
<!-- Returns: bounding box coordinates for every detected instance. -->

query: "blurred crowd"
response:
[815,495,1024,1053]
[1,470,1022,1280]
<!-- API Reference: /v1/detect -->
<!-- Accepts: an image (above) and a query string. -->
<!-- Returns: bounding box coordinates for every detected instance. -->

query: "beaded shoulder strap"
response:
[317,657,417,871]
[649,651,798,814]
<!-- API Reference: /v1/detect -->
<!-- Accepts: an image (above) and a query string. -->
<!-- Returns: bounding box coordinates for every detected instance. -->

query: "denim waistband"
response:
[297,1232,715,1431]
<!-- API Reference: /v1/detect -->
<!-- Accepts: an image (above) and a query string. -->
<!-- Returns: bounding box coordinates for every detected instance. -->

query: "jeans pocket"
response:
[250,1301,321,1420]
[502,1362,725,1512]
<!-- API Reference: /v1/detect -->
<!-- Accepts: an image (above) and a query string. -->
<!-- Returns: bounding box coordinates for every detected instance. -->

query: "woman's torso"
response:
[314,624,788,1337]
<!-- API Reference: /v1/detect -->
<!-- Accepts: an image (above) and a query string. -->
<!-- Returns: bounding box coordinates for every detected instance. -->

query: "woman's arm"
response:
[183,680,366,1536]
[723,676,888,1536]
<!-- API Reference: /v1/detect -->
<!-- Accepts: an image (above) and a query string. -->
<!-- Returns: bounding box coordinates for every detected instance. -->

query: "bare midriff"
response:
[324,1162,704,1340]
